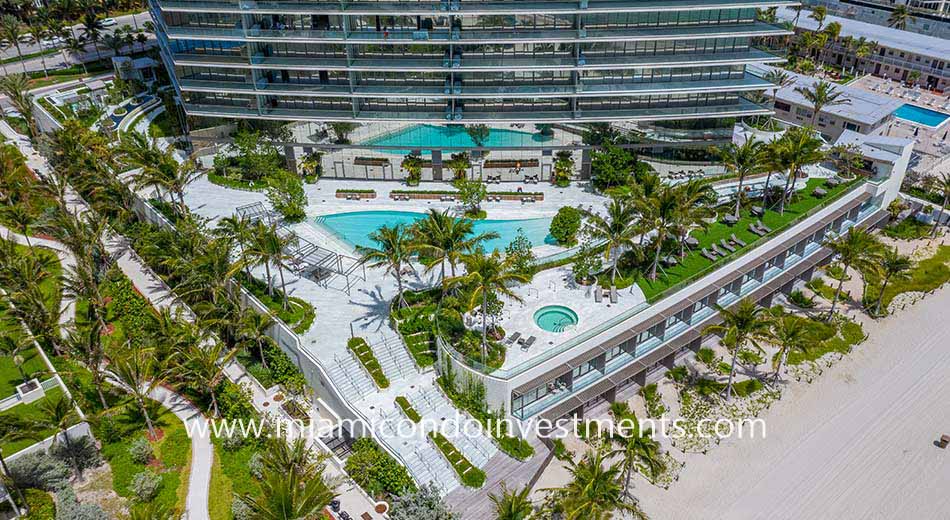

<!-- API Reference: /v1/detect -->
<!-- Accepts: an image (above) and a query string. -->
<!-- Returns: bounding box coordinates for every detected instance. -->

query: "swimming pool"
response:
[314,210,556,252]
[363,124,551,155]
[894,104,950,128]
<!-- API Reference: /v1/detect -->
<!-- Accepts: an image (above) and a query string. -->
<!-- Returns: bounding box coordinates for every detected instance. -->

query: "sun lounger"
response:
[522,336,536,349]
[506,331,521,345]
[610,286,618,304]
[748,223,765,237]
[730,233,747,248]
[701,248,717,261]
[719,239,736,253]
[757,220,772,233]
[594,286,603,303]
[712,243,728,257]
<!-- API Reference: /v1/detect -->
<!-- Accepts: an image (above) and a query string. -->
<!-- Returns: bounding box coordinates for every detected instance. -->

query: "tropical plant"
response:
[582,196,639,283]
[413,209,498,280]
[702,298,772,400]
[809,5,827,30]
[887,5,913,30]
[543,446,645,520]
[0,74,36,139]
[767,312,811,383]
[766,126,826,214]
[39,394,83,478]
[928,172,950,238]
[549,206,582,246]
[357,224,417,308]
[237,437,339,518]
[446,152,471,181]
[608,405,664,504]
[822,227,880,319]
[720,140,767,220]
[643,186,681,280]
[243,222,294,305]
[107,343,166,438]
[795,80,851,128]
[177,340,238,417]
[26,24,49,77]
[454,177,487,217]
[80,12,104,61]
[238,309,275,368]
[401,153,424,185]
[0,15,27,74]
[489,483,534,520]
[872,246,913,316]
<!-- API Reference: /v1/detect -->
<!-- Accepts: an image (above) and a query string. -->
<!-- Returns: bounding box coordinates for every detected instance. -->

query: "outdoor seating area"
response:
[523,175,540,184]
[666,169,709,181]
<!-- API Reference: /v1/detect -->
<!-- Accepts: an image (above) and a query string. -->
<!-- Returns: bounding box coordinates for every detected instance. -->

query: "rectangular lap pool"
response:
[362,124,552,155]
[894,104,950,128]
[314,210,555,252]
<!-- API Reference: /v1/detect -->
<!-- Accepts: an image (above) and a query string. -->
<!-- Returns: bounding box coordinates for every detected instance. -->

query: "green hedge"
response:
[347,337,389,389]
[390,189,543,197]
[428,432,485,488]
[238,273,315,334]
[343,438,415,499]
[336,189,376,194]
[206,171,268,192]
[395,396,421,423]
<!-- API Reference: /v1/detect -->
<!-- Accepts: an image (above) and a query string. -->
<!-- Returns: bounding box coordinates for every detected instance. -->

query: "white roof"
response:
[756,66,903,125]
[834,129,914,164]
[777,6,950,60]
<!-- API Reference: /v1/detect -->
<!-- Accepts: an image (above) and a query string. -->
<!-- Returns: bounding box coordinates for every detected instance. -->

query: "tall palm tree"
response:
[702,298,772,400]
[64,35,88,73]
[448,251,529,362]
[644,186,680,280]
[25,23,50,77]
[107,343,165,438]
[822,227,880,320]
[768,312,811,383]
[412,209,497,281]
[238,437,339,518]
[238,310,274,369]
[3,204,37,247]
[0,74,37,140]
[40,394,82,478]
[873,246,912,316]
[809,6,827,30]
[795,80,851,128]
[608,403,664,504]
[719,140,766,220]
[80,11,103,61]
[489,483,533,520]
[244,222,294,305]
[582,196,639,283]
[767,126,826,214]
[0,330,32,385]
[887,5,913,30]
[0,15,28,74]
[671,180,714,257]
[356,224,417,308]
[764,69,793,108]
[544,446,643,520]
[215,214,254,278]
[100,32,125,57]
[928,172,950,238]
[177,340,237,417]
[63,318,110,409]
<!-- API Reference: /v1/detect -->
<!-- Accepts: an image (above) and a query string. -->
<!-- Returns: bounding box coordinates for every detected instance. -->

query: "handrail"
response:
[436,177,870,379]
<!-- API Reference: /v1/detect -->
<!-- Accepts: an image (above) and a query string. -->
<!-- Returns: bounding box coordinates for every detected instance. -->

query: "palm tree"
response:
[215,214,254,278]
[822,227,880,320]
[888,5,913,30]
[244,222,294,305]
[764,69,793,108]
[135,32,148,53]
[489,483,533,520]
[795,80,851,128]
[63,318,110,409]
[0,415,43,513]
[64,35,88,73]
[671,180,714,257]
[0,74,37,140]
[608,403,663,504]
[39,394,82,478]
[238,437,339,518]
[80,11,103,61]
[3,204,37,247]
[544,447,643,520]
[873,247,912,316]
[0,15,28,74]
[448,251,529,362]
[238,310,274,369]
[702,298,772,400]
[644,186,680,280]
[0,331,32,385]
[809,6,827,30]
[768,312,811,383]
[767,126,826,214]
[100,32,125,57]
[177,340,237,417]
[26,24,50,77]
[928,172,950,238]
[719,140,766,220]
[107,343,165,438]
[582,196,639,283]
[356,224,417,308]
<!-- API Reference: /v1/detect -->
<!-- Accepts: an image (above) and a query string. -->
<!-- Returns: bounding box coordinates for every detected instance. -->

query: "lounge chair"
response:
[522,336,536,349]
[506,331,521,345]
[748,223,765,237]
[610,286,618,304]
[701,248,717,261]
[730,233,747,248]
[757,220,772,233]
[719,239,736,253]
[712,243,728,257]
[594,286,603,303]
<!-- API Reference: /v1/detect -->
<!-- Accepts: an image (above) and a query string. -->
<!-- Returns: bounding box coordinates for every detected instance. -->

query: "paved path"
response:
[150,385,212,520]
[636,285,950,519]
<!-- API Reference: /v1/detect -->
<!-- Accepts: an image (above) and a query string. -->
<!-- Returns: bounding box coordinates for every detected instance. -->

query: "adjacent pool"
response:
[894,104,950,128]
[314,210,555,251]
[363,124,551,155]
[534,305,579,333]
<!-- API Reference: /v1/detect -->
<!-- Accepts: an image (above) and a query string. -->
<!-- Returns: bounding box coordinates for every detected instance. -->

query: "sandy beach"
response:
[634,285,950,519]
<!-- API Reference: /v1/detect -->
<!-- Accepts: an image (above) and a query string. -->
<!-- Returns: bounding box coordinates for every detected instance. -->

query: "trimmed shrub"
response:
[9,452,70,492]
[247,452,265,480]
[221,430,246,452]
[128,436,153,464]
[49,436,101,475]
[130,470,162,502]
[216,380,255,420]
[344,438,415,498]
[549,206,582,245]
[231,498,252,520]
[53,487,108,520]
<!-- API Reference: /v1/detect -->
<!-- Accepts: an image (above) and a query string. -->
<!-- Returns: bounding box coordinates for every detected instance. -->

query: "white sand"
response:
[634,285,950,519]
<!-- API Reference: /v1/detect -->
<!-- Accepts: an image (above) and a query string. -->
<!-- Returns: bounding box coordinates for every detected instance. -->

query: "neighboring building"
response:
[112,56,161,83]
[833,130,915,179]
[762,67,903,139]
[802,0,950,39]
[777,7,950,91]
[145,0,794,179]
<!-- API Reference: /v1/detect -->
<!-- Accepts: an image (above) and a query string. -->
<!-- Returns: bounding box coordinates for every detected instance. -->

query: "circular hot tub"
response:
[533,305,579,333]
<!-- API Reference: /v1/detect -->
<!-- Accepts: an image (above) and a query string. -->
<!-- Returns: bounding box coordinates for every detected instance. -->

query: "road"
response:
[0,11,155,76]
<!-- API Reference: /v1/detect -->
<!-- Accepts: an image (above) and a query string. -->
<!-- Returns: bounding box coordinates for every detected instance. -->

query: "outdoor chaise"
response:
[522,336,537,349]
[719,239,736,253]
[594,286,603,303]
[701,248,717,261]
[506,332,522,345]
[610,286,618,304]
[730,234,747,248]
[712,243,728,257]
[757,220,772,233]
[749,223,766,237]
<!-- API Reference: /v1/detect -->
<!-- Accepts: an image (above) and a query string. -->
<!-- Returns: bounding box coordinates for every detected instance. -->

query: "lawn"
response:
[0,386,71,455]
[0,342,51,397]
[864,245,950,313]
[209,436,262,520]
[635,178,858,300]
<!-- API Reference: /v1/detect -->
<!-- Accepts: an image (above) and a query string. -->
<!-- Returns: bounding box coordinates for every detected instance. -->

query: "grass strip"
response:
[428,431,486,488]
[347,337,389,389]
[394,396,421,423]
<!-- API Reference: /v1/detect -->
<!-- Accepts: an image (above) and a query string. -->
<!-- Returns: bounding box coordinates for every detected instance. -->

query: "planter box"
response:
[16,378,45,405]
[484,159,540,169]
[336,191,376,200]
[353,157,390,167]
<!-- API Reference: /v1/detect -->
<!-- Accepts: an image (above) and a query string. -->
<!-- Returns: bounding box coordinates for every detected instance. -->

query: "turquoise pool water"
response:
[363,124,551,155]
[533,305,579,333]
[315,210,555,251]
[894,104,950,127]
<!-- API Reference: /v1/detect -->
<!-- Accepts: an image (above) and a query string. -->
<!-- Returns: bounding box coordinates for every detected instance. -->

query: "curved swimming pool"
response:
[533,305,579,333]
[314,210,555,251]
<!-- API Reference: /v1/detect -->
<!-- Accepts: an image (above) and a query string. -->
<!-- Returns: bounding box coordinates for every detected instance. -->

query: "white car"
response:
[40,36,65,49]
[101,17,117,27]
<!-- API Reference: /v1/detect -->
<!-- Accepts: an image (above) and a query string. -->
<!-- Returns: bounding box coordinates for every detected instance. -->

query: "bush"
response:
[247,452,265,480]
[549,206,582,246]
[130,470,162,502]
[696,347,716,367]
[128,436,153,464]
[23,488,55,520]
[96,415,123,443]
[667,365,688,383]
[53,487,108,520]
[231,498,252,520]
[9,452,70,492]
[840,321,865,346]
[788,290,816,308]
[216,380,255,420]
[50,436,101,474]
[344,438,415,498]
[221,431,246,452]
[395,396,421,423]
[266,171,307,222]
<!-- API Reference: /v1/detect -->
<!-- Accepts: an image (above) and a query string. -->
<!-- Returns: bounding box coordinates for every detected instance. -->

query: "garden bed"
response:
[336,189,376,199]
[389,190,544,201]
[347,337,389,389]
[394,396,421,423]
[428,431,486,488]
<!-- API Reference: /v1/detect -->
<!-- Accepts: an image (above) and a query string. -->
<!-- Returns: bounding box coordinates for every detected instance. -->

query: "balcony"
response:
[163,20,789,44]
[171,47,784,72]
[177,71,772,98]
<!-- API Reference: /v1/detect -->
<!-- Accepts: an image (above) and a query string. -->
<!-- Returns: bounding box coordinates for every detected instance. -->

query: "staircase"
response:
[326,353,377,400]
[406,387,498,469]
[368,335,417,383]
[374,404,461,494]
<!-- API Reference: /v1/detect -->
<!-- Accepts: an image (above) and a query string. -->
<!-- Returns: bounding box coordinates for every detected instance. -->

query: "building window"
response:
[774,101,791,112]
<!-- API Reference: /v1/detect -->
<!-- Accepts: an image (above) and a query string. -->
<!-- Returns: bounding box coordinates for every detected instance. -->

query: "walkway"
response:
[150,386,212,520]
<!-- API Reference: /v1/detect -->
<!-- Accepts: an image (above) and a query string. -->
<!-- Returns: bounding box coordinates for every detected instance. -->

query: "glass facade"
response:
[148,0,787,131]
